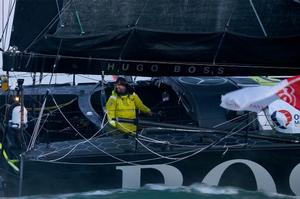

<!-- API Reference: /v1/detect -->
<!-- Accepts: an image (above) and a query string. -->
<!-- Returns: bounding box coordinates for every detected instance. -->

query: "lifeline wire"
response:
[38,112,109,159]
[50,95,138,165]
[43,117,254,165]
[116,117,253,162]
[32,96,255,166]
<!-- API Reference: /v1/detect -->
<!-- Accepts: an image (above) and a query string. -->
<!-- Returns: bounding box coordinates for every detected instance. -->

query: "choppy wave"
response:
[7,184,300,199]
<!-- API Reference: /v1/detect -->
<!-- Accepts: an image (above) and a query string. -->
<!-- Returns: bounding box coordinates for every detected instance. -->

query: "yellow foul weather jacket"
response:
[106,91,151,134]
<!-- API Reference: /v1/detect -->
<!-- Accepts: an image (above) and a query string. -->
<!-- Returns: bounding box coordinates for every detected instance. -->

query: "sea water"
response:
[8,184,300,199]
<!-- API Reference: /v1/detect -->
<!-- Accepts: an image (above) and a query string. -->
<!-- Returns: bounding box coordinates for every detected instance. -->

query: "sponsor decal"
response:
[278,84,297,108]
[268,100,300,133]
[117,160,300,195]
[117,165,183,189]
[271,109,293,129]
[295,114,300,128]
[104,63,225,76]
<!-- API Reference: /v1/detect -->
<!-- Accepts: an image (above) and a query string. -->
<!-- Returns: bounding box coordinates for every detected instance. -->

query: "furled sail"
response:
[3,0,300,76]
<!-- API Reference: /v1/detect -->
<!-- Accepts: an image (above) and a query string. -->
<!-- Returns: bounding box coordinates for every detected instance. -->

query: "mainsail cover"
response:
[3,0,300,75]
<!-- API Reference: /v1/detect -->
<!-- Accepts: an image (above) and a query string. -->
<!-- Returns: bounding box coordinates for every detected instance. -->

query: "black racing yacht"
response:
[1,0,300,197]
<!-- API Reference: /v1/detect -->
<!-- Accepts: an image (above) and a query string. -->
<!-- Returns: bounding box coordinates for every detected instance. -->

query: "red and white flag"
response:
[220,75,300,113]
[277,75,300,110]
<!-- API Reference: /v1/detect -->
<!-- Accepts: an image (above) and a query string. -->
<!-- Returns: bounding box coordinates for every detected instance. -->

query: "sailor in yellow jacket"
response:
[105,77,152,135]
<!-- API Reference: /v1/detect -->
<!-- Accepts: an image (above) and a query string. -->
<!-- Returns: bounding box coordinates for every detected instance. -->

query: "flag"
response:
[220,75,300,113]
[277,75,300,110]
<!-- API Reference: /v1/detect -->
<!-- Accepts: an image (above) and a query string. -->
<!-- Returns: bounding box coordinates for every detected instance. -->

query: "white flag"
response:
[220,75,300,113]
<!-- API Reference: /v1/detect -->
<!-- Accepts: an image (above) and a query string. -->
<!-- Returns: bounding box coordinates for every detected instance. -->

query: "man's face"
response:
[116,83,127,94]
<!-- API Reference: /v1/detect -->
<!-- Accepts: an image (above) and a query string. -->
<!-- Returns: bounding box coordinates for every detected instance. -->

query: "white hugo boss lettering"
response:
[151,65,159,72]
[203,67,210,74]
[174,65,181,73]
[202,159,277,193]
[122,64,130,71]
[107,63,115,71]
[116,160,300,195]
[217,67,224,75]
[188,66,196,74]
[289,163,300,195]
[136,64,144,72]
[116,165,183,189]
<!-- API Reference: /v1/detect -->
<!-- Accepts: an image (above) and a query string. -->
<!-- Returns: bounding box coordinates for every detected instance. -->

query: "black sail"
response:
[3,0,300,76]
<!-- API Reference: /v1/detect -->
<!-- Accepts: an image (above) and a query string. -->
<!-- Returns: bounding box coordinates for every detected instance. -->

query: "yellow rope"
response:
[27,98,77,111]
[0,143,19,172]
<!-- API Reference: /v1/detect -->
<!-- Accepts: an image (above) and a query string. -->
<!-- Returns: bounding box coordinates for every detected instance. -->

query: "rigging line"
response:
[55,0,63,28]
[27,93,48,151]
[248,0,268,37]
[212,113,249,129]
[76,74,99,82]
[134,0,149,27]
[118,0,149,60]
[44,122,109,162]
[166,118,258,165]
[139,131,189,147]
[0,0,16,46]
[26,96,73,149]
[215,116,249,131]
[138,132,169,145]
[46,140,79,162]
[38,113,109,158]
[35,131,250,166]
[141,118,249,162]
[221,120,248,132]
[127,117,251,162]
[139,130,246,149]
[212,3,236,65]
[38,134,199,166]
[50,94,137,165]
[139,133,167,143]
[27,114,48,125]
[34,118,255,166]
[116,119,219,161]
[24,53,33,69]
[138,137,168,145]
[24,0,73,52]
[135,138,178,160]
[22,52,300,70]
[47,130,123,162]
[101,112,107,129]
[263,108,276,131]
[26,96,77,112]
[49,38,63,85]
[38,123,110,158]
[39,128,118,160]
[35,114,50,140]
[138,136,199,148]
[35,144,248,166]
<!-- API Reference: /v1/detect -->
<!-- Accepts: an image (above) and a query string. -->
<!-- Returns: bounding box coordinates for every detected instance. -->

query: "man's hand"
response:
[109,120,117,127]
